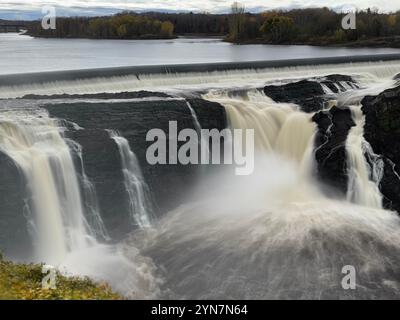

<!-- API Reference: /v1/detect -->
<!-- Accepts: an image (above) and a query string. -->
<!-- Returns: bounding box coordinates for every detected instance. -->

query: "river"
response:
[1,33,400,74]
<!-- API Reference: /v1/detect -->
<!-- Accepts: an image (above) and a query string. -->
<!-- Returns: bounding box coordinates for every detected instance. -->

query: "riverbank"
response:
[226,36,400,48]
[24,33,177,40]
[0,254,123,300]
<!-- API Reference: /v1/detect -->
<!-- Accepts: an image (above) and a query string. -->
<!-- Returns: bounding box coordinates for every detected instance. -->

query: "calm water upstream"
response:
[1,33,400,75]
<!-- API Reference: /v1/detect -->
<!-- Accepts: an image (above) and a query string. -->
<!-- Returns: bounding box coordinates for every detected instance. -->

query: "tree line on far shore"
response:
[228,3,400,45]
[26,3,400,45]
[27,14,175,39]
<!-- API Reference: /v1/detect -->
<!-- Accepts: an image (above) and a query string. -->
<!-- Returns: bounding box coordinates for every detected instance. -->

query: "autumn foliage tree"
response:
[260,16,296,42]
[28,14,175,39]
[26,8,400,44]
[88,15,174,39]
[229,2,246,42]
[160,21,174,38]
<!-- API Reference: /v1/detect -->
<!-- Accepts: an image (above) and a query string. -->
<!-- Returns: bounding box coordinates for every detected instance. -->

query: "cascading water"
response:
[185,101,202,133]
[68,139,110,241]
[108,131,153,228]
[0,108,91,265]
[185,100,210,164]
[346,105,384,208]
[0,107,159,297]
[1,60,400,99]
[203,90,316,175]
[129,85,400,299]
[2,59,400,299]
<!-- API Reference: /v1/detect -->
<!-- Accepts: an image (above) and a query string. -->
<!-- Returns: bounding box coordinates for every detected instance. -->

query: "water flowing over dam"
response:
[1,59,400,299]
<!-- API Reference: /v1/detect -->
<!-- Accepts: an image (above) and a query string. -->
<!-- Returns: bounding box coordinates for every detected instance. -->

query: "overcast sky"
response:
[1,0,399,20]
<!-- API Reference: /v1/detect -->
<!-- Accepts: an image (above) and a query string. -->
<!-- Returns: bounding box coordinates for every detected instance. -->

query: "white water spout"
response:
[346,105,384,208]
[108,130,152,228]
[68,139,110,241]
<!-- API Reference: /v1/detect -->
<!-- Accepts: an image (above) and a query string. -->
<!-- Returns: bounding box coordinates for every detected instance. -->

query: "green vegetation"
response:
[0,253,123,300]
[89,15,174,39]
[25,5,400,46]
[228,5,400,45]
[228,2,246,42]
[27,13,175,39]
[260,15,295,43]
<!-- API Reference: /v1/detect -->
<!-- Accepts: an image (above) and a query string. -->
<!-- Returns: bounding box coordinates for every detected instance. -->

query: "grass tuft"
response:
[0,254,124,300]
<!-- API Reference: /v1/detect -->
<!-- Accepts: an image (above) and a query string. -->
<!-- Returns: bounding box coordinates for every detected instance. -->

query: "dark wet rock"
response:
[312,106,355,194]
[362,85,400,212]
[44,97,227,239]
[321,74,359,93]
[324,74,355,83]
[20,91,171,100]
[264,80,325,113]
[264,75,358,113]
[0,152,31,259]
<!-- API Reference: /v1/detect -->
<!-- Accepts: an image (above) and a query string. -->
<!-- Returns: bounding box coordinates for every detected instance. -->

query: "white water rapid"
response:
[129,79,400,299]
[346,106,384,208]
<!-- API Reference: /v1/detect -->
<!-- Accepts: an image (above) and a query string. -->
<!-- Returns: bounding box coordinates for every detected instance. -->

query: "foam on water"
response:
[0,60,399,99]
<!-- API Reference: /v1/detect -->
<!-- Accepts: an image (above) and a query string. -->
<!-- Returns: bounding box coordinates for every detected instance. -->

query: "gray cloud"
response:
[0,0,398,20]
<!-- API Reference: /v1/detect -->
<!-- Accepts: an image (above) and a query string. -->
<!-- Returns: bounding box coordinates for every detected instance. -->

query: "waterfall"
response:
[0,108,93,265]
[0,107,159,296]
[346,105,384,208]
[3,59,400,299]
[203,90,316,175]
[185,100,210,164]
[1,60,400,99]
[108,131,152,228]
[321,83,334,94]
[132,87,400,299]
[68,139,110,241]
[185,101,202,133]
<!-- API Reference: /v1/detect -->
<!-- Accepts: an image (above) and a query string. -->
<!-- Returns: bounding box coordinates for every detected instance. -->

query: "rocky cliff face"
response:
[312,107,355,195]
[362,85,400,212]
[264,75,358,113]
[0,153,31,259]
[43,95,227,238]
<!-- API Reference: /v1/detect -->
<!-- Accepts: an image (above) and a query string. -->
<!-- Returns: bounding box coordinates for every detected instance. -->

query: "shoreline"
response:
[23,32,400,49]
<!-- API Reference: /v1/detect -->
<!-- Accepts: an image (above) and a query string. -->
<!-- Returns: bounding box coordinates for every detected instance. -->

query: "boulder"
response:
[264,80,325,112]
[264,75,358,112]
